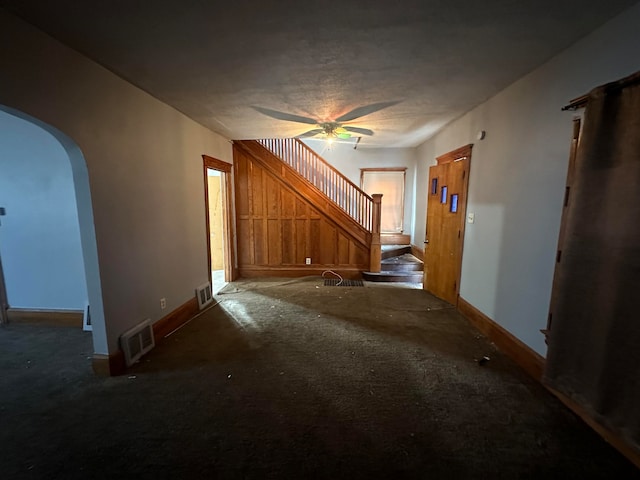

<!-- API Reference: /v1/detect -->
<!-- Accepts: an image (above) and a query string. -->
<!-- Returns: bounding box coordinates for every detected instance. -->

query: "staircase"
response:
[252,138,382,274]
[363,236,424,283]
[242,139,421,282]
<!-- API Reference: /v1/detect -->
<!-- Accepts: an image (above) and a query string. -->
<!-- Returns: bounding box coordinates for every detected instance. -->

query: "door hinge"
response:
[453,280,457,291]
[564,186,570,207]
[462,170,466,180]
[556,250,562,263]
[458,230,461,238]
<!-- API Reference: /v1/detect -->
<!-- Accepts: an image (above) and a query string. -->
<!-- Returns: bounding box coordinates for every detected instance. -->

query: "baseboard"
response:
[7,308,83,327]
[546,385,640,469]
[238,266,364,279]
[92,351,126,376]
[411,244,424,261]
[457,296,640,468]
[153,296,200,339]
[92,296,200,376]
[457,296,545,381]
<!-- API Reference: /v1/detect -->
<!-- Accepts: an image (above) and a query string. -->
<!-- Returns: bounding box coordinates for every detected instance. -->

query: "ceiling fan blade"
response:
[337,133,351,139]
[343,126,374,136]
[252,106,318,125]
[334,101,399,123]
[296,129,324,138]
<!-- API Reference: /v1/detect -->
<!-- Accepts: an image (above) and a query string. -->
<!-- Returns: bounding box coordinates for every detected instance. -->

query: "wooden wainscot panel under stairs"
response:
[233,140,373,278]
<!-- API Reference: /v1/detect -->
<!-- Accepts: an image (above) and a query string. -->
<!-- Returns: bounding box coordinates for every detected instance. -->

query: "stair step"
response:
[381,233,411,245]
[381,244,412,259]
[381,253,423,272]
[362,271,424,283]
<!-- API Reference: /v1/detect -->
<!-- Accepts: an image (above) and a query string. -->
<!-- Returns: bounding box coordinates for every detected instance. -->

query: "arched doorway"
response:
[0,105,107,356]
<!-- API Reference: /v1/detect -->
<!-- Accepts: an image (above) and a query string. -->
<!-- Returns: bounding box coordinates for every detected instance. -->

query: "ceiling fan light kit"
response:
[253,102,398,145]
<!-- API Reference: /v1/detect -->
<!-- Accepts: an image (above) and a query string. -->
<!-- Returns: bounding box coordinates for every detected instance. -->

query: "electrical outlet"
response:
[160,298,167,309]
[305,257,311,265]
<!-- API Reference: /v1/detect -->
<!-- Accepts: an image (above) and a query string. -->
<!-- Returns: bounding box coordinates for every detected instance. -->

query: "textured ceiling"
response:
[1,0,637,147]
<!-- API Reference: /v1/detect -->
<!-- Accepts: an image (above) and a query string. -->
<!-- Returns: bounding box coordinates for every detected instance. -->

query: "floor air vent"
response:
[196,282,214,309]
[120,319,155,366]
[324,279,364,287]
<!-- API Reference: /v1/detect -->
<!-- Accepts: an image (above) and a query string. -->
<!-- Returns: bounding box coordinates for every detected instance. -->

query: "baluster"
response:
[313,155,317,186]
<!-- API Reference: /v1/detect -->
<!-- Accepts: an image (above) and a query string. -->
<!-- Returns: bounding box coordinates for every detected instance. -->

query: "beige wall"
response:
[413,3,640,356]
[0,10,232,354]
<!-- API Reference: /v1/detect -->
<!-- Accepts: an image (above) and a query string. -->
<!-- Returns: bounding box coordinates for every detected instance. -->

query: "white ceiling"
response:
[1,0,636,147]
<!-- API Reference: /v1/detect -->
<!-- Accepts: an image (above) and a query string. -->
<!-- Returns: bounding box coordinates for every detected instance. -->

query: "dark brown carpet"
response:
[0,278,637,479]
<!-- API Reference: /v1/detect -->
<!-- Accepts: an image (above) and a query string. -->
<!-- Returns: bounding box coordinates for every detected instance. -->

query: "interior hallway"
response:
[0,278,637,479]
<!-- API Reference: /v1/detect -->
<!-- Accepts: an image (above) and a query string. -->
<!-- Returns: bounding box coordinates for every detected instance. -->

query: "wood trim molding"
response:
[153,296,200,340]
[92,296,200,376]
[203,154,237,283]
[92,351,126,377]
[436,144,473,165]
[7,308,83,327]
[202,154,232,172]
[360,167,407,172]
[457,296,545,381]
[546,386,640,469]
[410,244,424,261]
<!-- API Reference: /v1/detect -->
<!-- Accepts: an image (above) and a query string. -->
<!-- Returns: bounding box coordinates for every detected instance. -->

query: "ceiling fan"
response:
[253,101,398,143]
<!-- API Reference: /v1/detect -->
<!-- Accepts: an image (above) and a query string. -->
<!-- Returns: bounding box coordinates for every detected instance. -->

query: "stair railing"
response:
[258,138,376,231]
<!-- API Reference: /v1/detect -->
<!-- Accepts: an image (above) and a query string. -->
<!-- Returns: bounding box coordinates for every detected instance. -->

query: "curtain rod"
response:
[561,94,588,111]
[562,70,640,111]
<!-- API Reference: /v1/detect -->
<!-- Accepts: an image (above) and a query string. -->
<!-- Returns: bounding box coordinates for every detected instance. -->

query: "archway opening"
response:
[0,105,107,356]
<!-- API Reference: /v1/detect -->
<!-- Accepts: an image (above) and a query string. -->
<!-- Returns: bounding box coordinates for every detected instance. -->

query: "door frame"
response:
[424,144,473,305]
[202,155,236,285]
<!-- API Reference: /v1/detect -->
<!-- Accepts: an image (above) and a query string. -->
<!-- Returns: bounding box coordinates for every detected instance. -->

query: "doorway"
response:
[0,104,107,355]
[423,144,472,305]
[203,155,234,294]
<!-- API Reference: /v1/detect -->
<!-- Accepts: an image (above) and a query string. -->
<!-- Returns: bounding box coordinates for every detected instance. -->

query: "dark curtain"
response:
[544,71,640,452]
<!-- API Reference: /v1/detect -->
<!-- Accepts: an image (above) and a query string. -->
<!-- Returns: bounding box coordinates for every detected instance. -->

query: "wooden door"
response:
[424,146,471,305]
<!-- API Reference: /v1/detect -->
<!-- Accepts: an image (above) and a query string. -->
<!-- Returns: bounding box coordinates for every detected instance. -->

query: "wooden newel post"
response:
[369,194,383,273]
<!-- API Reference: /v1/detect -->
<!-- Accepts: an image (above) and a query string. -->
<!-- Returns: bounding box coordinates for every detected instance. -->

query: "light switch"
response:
[467,212,475,224]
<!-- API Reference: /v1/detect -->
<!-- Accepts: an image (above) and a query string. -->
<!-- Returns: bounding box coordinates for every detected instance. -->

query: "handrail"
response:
[257,138,374,231]
[294,140,373,201]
